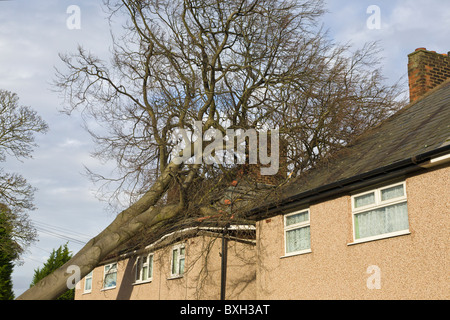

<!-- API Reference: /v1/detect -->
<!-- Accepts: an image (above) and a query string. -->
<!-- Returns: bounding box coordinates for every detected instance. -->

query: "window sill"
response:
[280,249,312,259]
[100,286,116,292]
[347,230,411,246]
[132,279,153,286]
[167,275,184,280]
[82,291,92,295]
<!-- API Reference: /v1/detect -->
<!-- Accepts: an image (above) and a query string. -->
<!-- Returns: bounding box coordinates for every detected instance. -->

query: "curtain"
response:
[286,211,309,226]
[381,184,405,201]
[354,192,375,208]
[355,202,408,239]
[286,226,311,253]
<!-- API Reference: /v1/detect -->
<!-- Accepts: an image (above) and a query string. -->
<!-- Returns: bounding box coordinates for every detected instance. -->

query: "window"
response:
[284,209,311,256]
[135,254,153,283]
[170,244,185,277]
[84,271,93,293]
[103,263,117,289]
[351,182,409,243]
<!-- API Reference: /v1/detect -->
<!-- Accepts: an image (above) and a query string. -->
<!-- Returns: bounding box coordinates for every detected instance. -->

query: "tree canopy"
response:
[0,205,17,300]
[30,243,74,300]
[0,89,48,266]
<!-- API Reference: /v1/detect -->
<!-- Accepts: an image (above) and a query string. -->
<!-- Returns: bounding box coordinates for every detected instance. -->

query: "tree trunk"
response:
[17,162,182,300]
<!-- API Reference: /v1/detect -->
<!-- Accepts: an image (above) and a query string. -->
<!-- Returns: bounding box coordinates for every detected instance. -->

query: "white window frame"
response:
[283,209,311,257]
[170,244,185,278]
[350,181,410,244]
[134,253,154,284]
[83,271,93,293]
[102,262,118,290]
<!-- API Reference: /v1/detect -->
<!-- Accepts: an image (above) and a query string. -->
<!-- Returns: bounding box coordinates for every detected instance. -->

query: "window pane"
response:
[85,278,92,291]
[354,192,375,208]
[104,273,117,288]
[286,226,310,253]
[381,184,404,201]
[136,258,142,281]
[180,247,185,256]
[148,255,153,278]
[355,202,408,239]
[142,266,148,280]
[104,264,117,288]
[179,258,185,275]
[172,249,178,274]
[286,211,309,226]
[106,263,117,272]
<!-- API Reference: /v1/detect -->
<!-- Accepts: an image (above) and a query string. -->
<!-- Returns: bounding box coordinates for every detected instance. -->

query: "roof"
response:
[101,79,450,259]
[249,79,450,218]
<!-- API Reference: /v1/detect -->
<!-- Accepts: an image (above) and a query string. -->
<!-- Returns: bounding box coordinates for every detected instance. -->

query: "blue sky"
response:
[1,0,449,297]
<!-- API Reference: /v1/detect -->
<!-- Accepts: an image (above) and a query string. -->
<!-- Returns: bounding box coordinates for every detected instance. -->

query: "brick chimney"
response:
[408,48,450,103]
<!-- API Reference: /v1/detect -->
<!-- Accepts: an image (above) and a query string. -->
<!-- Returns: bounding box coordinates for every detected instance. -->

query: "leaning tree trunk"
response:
[17,161,182,300]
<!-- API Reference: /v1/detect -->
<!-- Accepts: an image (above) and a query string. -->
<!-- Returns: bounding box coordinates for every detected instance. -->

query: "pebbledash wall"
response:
[76,161,449,300]
[256,164,449,299]
[75,233,256,300]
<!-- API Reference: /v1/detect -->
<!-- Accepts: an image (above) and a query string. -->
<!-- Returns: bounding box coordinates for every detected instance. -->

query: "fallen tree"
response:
[17,0,404,299]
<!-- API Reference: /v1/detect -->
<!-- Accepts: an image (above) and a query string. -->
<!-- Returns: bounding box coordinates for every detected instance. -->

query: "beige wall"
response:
[75,165,448,300]
[75,234,256,300]
[256,165,449,299]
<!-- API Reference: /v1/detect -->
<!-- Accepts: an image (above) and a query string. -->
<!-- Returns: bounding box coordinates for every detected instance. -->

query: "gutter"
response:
[247,144,450,220]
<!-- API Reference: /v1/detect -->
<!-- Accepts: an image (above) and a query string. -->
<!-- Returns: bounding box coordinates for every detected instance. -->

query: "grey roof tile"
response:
[281,80,450,199]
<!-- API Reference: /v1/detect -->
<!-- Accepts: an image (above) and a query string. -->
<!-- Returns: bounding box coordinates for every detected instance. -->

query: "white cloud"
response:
[321,0,450,86]
[58,138,87,149]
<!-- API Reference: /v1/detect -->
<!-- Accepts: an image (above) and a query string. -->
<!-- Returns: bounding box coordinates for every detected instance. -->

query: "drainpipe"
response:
[221,179,238,300]
[220,223,229,300]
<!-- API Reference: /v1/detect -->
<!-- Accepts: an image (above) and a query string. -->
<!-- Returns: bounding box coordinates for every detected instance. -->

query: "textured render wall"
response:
[75,235,256,300]
[256,165,449,299]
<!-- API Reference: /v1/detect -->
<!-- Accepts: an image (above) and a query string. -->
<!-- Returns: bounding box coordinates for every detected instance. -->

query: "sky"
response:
[0,0,449,298]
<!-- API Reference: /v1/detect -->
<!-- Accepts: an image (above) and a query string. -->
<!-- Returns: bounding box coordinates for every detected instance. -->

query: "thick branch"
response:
[17,160,183,300]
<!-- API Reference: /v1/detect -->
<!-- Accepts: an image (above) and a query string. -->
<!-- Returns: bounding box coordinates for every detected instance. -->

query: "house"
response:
[249,48,450,299]
[75,48,449,300]
[75,221,256,300]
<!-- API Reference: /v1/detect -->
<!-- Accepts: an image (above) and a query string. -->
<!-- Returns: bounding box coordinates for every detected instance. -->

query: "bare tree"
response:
[0,89,48,260]
[17,0,404,299]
